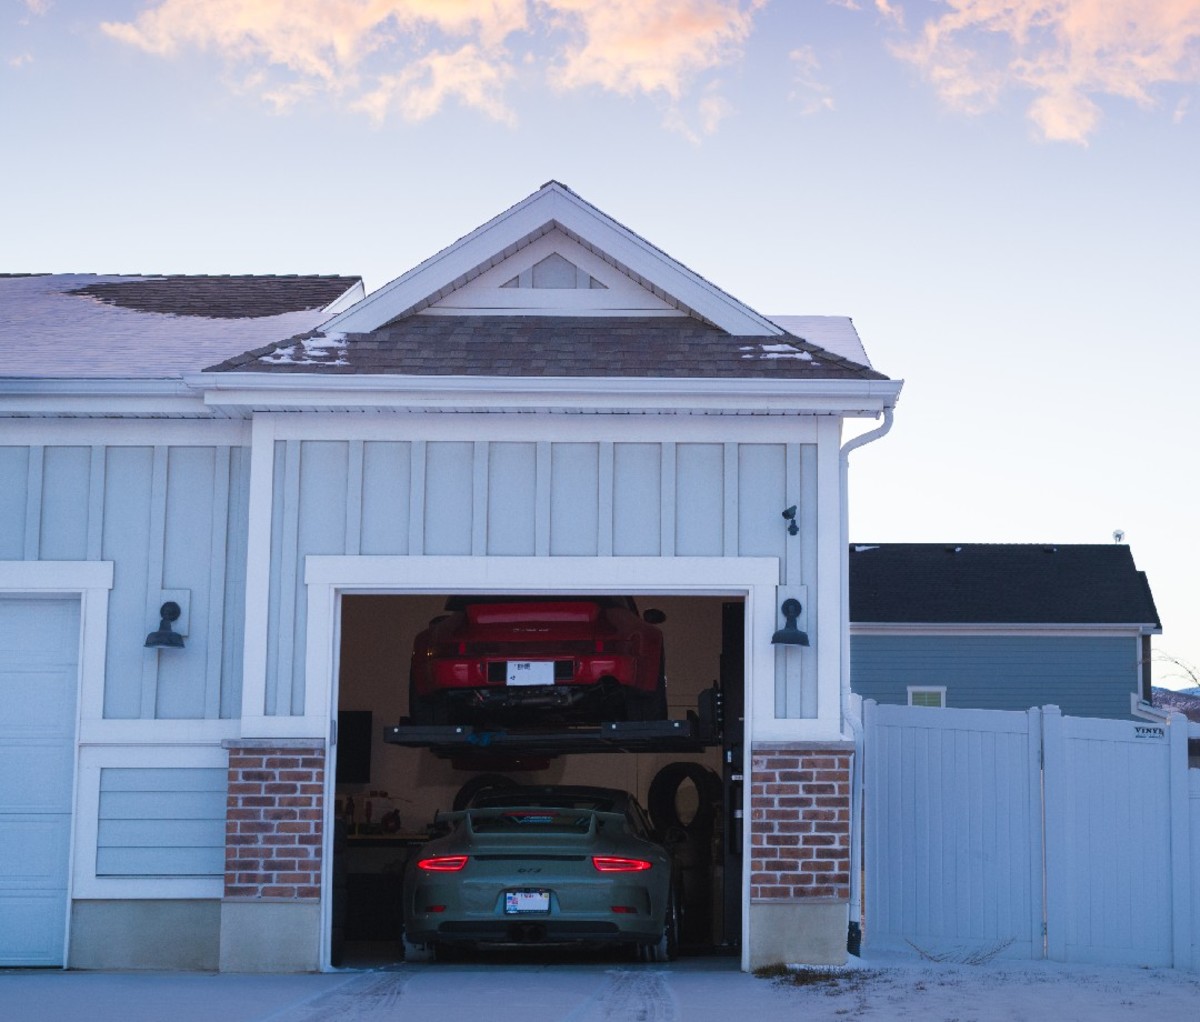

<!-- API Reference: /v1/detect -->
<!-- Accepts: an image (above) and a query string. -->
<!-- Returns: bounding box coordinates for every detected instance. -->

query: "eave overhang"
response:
[851,621,1162,637]
[188,371,904,417]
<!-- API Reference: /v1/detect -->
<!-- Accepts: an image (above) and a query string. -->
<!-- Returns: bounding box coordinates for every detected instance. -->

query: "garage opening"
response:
[329,592,745,968]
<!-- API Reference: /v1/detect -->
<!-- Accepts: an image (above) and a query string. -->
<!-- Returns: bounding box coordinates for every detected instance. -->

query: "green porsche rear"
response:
[402,787,676,956]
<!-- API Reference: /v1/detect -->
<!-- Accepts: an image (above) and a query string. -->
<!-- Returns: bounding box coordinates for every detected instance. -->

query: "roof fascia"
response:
[851,622,1162,636]
[191,372,902,417]
[322,183,782,337]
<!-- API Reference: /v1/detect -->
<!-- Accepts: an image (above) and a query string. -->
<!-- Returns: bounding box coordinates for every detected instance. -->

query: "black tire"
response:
[647,762,721,835]
[643,888,679,963]
[409,682,451,726]
[452,772,518,811]
[400,923,435,963]
[624,660,668,721]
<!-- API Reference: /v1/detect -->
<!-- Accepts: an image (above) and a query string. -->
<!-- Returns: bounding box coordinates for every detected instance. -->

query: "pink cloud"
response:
[100,0,764,133]
[887,0,1200,143]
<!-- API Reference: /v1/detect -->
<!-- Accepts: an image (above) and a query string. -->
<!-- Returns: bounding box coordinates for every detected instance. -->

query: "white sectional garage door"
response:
[0,597,80,966]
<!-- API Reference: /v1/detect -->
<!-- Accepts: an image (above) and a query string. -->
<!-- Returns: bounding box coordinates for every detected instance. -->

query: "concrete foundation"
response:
[747,900,849,970]
[70,900,220,971]
[219,899,322,972]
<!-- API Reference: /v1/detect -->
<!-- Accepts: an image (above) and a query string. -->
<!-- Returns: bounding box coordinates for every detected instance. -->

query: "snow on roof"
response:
[768,316,871,367]
[0,274,362,379]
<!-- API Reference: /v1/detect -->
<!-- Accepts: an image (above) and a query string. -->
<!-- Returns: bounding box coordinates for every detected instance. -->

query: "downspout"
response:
[838,405,895,954]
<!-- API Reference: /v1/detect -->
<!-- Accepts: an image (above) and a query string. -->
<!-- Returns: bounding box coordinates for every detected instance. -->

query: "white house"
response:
[0,182,902,971]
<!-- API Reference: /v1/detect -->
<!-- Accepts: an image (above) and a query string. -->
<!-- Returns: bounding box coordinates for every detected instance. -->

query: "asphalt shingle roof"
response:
[66,275,360,319]
[206,315,889,380]
[849,543,1160,626]
[0,274,362,379]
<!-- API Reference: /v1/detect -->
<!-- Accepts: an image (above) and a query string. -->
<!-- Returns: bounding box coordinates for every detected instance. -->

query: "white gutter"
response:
[188,372,904,417]
[837,405,896,944]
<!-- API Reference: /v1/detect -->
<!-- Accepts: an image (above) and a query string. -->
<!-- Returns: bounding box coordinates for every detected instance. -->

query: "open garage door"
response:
[0,597,80,966]
[329,592,743,966]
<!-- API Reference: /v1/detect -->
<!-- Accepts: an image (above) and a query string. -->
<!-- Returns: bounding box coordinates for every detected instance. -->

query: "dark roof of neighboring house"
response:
[850,543,1160,626]
[206,314,888,379]
[66,275,360,319]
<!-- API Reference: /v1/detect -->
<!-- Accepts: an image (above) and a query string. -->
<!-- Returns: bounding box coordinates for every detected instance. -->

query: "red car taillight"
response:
[592,856,653,872]
[417,855,468,872]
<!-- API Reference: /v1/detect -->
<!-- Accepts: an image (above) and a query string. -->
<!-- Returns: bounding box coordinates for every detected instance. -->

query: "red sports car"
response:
[408,596,667,725]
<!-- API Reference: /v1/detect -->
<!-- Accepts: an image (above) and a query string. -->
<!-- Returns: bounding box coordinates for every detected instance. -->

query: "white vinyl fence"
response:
[863,702,1197,970]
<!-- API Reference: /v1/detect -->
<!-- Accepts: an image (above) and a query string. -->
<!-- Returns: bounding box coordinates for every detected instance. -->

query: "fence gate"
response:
[863,701,1044,959]
[863,701,1194,967]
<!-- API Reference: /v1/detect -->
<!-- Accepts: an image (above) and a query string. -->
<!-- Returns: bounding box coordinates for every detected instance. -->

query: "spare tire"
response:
[452,773,518,811]
[648,762,722,835]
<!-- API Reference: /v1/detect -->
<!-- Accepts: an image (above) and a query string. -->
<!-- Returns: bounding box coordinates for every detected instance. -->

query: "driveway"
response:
[2,953,1198,1022]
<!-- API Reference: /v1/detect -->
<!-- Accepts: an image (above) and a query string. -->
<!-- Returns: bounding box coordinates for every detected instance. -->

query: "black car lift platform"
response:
[383,714,719,760]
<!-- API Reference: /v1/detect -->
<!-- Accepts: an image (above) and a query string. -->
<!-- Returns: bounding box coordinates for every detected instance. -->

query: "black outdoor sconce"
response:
[771,597,810,647]
[145,601,185,649]
[781,505,799,536]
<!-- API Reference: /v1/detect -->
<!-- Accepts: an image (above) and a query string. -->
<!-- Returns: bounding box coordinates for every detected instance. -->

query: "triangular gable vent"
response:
[424,228,677,317]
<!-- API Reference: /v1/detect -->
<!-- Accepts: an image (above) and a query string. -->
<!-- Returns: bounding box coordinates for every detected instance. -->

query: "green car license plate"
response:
[505,889,550,914]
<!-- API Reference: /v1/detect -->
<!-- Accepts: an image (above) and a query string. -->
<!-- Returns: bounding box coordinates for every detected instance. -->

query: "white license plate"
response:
[506,661,554,686]
[505,890,550,914]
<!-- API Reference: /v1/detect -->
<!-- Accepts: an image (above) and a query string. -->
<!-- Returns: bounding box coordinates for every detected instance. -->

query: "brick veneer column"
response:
[224,740,325,899]
[750,745,852,900]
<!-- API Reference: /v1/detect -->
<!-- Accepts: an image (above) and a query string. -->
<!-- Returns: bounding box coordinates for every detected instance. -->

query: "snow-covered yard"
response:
[2,953,1197,1022]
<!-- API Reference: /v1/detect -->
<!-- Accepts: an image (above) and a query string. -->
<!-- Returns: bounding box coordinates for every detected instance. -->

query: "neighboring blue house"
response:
[849,543,1161,719]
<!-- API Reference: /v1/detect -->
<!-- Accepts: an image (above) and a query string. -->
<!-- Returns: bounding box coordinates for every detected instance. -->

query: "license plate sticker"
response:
[506,661,554,686]
[505,889,551,914]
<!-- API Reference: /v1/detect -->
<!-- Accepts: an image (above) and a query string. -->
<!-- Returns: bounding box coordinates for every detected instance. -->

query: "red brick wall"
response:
[750,746,852,900]
[224,743,325,899]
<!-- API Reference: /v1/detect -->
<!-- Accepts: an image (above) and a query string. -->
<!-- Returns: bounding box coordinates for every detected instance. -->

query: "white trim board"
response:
[322,182,783,337]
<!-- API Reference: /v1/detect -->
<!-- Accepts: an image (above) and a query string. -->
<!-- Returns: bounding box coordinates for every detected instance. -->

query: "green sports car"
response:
[401,785,679,962]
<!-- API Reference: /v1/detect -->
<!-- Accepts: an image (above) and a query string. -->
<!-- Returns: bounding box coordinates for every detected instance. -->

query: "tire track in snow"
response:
[264,971,413,1022]
[562,968,677,1022]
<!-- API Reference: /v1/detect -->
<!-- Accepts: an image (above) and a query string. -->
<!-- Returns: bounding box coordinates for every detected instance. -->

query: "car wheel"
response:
[409,690,450,726]
[642,888,679,963]
[400,923,435,963]
[624,670,667,721]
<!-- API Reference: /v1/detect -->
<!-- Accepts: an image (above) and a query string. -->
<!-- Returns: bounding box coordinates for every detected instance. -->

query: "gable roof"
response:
[205,315,889,380]
[0,274,363,379]
[321,181,784,337]
[850,543,1161,628]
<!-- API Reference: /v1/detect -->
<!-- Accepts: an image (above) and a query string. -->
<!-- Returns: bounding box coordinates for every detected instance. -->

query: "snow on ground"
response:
[1,952,1198,1022]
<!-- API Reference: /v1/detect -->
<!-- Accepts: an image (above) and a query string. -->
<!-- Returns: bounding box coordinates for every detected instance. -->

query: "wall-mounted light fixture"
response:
[145,601,185,649]
[781,505,799,536]
[771,597,810,647]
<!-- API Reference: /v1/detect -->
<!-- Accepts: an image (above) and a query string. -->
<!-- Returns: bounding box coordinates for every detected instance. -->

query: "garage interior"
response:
[331,592,746,966]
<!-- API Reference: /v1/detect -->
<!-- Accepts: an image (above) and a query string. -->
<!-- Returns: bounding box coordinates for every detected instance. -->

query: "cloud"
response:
[886,0,1200,143]
[100,0,764,132]
[544,0,762,100]
[789,44,835,115]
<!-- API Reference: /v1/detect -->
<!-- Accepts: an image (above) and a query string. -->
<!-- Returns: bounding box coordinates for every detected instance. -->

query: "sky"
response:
[3,1,1199,691]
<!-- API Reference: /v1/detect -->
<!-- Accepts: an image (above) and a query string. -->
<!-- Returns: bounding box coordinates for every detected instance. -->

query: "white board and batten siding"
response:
[0,596,80,966]
[0,428,251,728]
[865,701,1198,971]
[257,420,824,723]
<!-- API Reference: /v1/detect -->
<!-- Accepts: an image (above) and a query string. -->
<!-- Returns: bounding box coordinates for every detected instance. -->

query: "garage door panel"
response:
[0,667,77,734]
[0,741,75,809]
[0,596,79,967]
[0,892,65,966]
[0,816,70,887]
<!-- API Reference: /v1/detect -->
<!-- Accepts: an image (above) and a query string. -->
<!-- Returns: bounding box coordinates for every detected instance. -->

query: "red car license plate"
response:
[505,890,551,914]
